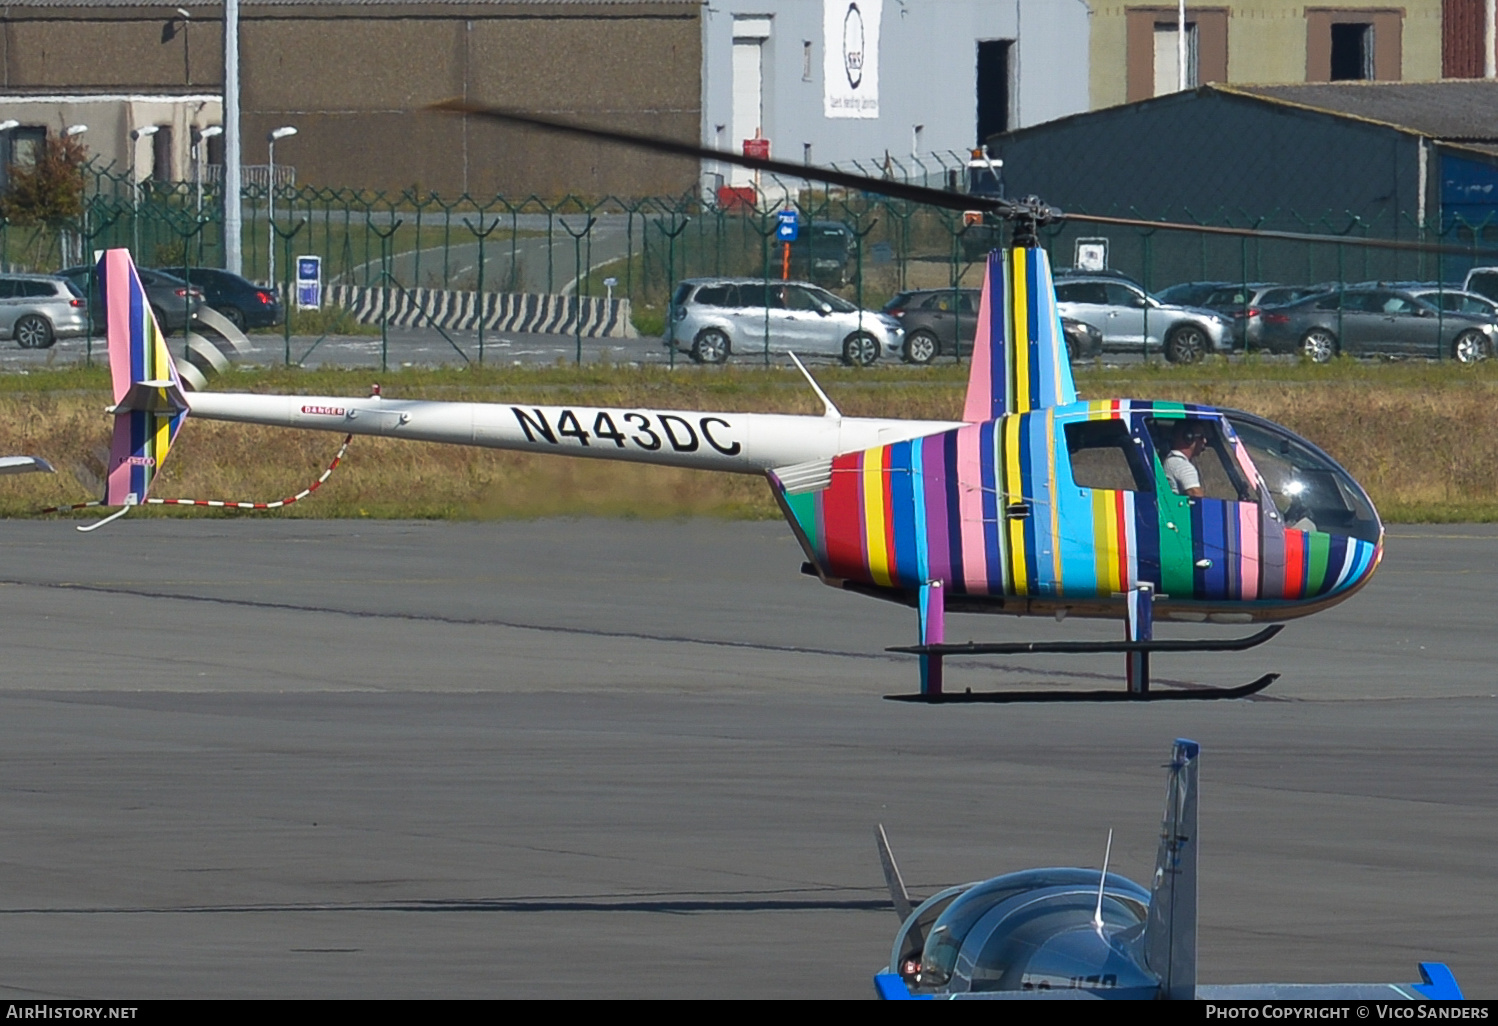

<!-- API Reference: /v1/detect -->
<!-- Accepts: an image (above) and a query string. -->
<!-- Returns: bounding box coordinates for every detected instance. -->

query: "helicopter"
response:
[81,105,1454,703]
[871,739,1463,1000]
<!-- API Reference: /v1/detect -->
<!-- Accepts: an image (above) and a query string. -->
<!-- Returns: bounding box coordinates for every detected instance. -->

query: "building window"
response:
[1126,8,1227,103]
[803,40,813,81]
[151,125,173,181]
[1153,22,1199,94]
[1305,9,1402,82]
[1329,23,1374,79]
[976,39,1013,143]
[1443,0,1484,78]
[10,126,45,168]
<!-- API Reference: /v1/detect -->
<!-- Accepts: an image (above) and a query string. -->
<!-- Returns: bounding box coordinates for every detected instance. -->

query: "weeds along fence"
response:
[5,158,1498,336]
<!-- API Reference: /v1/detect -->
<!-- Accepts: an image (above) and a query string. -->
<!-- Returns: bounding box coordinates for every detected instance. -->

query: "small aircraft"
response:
[74,110,1443,702]
[872,739,1463,1000]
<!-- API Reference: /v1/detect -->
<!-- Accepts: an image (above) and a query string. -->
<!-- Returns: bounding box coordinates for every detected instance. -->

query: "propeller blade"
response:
[433,99,1498,258]
[430,98,1000,215]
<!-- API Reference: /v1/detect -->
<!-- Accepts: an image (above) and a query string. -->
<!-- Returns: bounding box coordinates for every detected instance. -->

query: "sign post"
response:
[776,209,800,280]
[295,255,322,310]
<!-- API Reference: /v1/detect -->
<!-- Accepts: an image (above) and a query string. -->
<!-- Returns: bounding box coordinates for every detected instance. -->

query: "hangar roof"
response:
[1227,81,1498,145]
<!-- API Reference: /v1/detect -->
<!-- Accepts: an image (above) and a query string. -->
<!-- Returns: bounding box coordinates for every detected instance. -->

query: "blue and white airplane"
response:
[873,740,1463,1001]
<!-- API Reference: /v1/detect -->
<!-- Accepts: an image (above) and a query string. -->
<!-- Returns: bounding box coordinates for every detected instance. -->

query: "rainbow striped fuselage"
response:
[776,399,1382,621]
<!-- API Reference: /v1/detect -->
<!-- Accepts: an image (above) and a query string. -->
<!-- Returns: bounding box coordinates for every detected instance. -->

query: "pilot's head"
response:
[1173,421,1209,455]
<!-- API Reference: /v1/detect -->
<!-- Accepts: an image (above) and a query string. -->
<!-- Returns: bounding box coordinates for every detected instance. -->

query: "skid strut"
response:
[890,583,1282,703]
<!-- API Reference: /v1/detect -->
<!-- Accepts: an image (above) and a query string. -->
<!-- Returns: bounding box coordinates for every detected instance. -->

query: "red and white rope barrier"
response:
[40,434,353,515]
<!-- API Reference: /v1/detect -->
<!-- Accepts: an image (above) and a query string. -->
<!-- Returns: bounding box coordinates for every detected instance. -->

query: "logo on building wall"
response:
[824,0,880,120]
[843,4,865,88]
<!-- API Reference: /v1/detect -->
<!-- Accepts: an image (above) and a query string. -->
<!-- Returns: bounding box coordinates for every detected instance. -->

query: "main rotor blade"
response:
[1067,211,1498,259]
[431,98,996,215]
[433,100,1498,258]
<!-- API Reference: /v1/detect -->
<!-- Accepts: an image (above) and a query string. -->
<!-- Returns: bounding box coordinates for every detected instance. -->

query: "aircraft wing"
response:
[0,456,53,475]
[1197,962,1464,1001]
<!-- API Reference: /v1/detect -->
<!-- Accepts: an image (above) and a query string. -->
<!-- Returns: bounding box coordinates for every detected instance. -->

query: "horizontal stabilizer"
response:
[113,380,190,415]
[0,456,54,476]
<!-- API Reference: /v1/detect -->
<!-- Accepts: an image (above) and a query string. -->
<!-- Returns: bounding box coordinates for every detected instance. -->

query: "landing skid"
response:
[893,581,1283,703]
[885,672,1279,704]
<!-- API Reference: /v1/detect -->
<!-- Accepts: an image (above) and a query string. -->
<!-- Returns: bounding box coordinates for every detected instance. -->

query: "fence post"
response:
[271,217,308,365]
[560,215,596,365]
[655,214,689,369]
[463,213,501,365]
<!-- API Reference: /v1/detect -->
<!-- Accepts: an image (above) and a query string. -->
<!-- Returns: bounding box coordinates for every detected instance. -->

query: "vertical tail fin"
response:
[101,248,189,506]
[961,246,1078,422]
[1142,738,1199,1000]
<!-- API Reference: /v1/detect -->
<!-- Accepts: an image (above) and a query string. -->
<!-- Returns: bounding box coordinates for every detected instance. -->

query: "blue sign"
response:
[776,210,800,242]
[296,255,322,310]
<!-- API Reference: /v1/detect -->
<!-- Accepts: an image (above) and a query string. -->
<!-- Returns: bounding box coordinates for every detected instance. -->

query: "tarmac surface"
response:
[0,518,1493,999]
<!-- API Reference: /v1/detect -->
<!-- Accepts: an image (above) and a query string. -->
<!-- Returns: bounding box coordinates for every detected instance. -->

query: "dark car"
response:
[160,266,283,330]
[1154,281,1235,307]
[883,287,1103,364]
[58,265,205,335]
[787,221,855,287]
[1197,283,1331,347]
[1256,287,1496,363]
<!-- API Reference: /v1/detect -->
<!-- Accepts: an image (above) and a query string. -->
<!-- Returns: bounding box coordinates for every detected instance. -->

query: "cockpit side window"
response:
[1063,420,1153,493]
[1145,417,1256,503]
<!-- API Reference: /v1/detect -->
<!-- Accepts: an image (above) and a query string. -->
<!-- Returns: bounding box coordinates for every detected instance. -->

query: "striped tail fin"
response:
[102,248,189,506]
[961,246,1078,422]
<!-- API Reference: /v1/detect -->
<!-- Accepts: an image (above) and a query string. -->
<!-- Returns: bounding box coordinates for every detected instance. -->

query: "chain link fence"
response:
[4,157,1496,353]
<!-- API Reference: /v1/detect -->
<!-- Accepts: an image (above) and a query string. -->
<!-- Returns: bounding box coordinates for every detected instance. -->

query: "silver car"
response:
[667,278,903,366]
[0,274,89,349]
[1054,276,1233,362]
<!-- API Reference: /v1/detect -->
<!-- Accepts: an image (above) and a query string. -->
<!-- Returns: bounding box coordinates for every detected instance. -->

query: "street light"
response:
[266,125,297,284]
[61,126,88,266]
[130,126,160,258]
[193,124,222,214]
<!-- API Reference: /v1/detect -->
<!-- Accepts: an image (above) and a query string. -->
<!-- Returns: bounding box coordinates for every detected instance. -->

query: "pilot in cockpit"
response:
[1163,422,1210,498]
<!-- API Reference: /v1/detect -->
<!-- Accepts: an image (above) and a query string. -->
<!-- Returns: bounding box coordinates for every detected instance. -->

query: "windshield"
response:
[1223,411,1380,542]
[805,285,856,313]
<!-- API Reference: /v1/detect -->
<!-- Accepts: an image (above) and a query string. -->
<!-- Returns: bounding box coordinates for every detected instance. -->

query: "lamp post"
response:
[266,125,296,284]
[0,121,17,184]
[62,125,87,266]
[129,125,159,257]
[193,124,222,215]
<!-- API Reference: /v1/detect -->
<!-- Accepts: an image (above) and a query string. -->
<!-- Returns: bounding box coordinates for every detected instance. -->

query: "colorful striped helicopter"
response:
[82,109,1423,702]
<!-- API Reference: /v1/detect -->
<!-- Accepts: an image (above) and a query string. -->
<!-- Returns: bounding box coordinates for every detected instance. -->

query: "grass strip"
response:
[3,358,1497,522]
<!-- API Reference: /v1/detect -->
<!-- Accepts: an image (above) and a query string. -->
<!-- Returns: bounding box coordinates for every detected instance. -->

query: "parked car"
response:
[1053,276,1233,362]
[1255,287,1496,363]
[157,266,282,330]
[1197,283,1332,347]
[882,287,1102,363]
[668,277,902,366]
[0,274,89,349]
[786,221,855,287]
[58,265,205,335]
[1407,287,1498,322]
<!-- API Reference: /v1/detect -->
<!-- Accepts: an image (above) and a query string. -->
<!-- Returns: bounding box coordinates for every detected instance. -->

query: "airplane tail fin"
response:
[962,245,1078,422]
[1141,738,1199,1000]
[101,248,190,507]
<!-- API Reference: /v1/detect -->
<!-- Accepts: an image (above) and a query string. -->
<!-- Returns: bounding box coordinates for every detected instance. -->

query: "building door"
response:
[732,17,771,188]
[975,39,1012,146]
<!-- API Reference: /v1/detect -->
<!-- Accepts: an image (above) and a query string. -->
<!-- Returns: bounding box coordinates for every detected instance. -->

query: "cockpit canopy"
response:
[907,868,1155,994]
